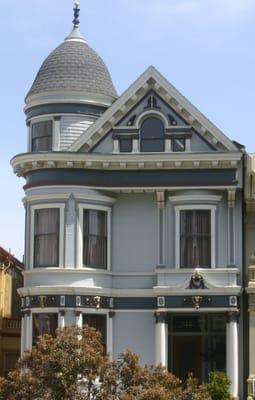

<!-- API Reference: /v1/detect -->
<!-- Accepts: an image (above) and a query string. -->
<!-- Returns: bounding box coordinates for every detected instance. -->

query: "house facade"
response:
[0,247,23,376]
[11,4,245,399]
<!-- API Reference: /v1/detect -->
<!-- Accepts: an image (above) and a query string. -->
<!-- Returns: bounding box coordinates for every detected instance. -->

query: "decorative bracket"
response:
[156,191,165,208]
[228,189,236,208]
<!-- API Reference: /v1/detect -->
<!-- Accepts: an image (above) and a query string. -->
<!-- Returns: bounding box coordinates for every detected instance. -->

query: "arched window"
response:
[140,117,165,152]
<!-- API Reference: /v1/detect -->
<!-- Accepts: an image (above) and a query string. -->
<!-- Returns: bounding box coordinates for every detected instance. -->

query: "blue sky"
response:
[1,0,255,259]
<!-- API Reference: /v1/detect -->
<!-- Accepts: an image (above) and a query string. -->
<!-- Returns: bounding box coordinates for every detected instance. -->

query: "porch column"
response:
[20,312,25,355]
[226,311,239,399]
[247,293,255,400]
[155,312,167,367]
[58,310,65,329]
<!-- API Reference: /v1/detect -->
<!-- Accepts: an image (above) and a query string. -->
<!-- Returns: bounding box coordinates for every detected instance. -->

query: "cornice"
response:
[11,151,242,177]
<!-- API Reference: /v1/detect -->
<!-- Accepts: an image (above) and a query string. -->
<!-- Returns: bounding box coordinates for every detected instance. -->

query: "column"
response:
[25,310,32,350]
[107,312,114,360]
[156,191,165,267]
[155,312,167,367]
[58,310,65,329]
[75,311,83,328]
[247,294,255,400]
[20,312,25,356]
[226,312,239,399]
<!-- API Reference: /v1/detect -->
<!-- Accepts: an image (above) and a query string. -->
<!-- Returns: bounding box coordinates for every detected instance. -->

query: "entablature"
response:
[11,151,242,177]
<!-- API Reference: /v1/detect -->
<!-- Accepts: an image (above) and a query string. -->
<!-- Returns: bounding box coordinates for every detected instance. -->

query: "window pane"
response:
[140,139,164,152]
[140,117,165,152]
[32,313,58,345]
[180,210,211,268]
[119,138,132,152]
[141,118,164,139]
[83,314,107,351]
[4,353,19,376]
[34,209,59,267]
[31,121,52,152]
[83,210,107,268]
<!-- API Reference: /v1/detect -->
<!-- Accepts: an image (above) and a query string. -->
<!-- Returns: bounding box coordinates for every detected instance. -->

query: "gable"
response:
[70,66,238,153]
[92,91,217,154]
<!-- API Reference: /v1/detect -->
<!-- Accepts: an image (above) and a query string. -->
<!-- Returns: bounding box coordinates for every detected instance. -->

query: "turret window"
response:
[140,117,165,152]
[31,120,53,152]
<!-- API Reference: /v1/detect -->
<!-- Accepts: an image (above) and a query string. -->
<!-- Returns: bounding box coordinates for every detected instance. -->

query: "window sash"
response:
[83,210,107,268]
[140,117,165,152]
[180,210,211,268]
[31,121,52,151]
[34,209,59,267]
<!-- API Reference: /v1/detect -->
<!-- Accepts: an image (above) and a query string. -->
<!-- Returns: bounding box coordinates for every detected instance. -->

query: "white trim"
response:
[23,269,155,276]
[30,203,65,269]
[77,204,112,270]
[174,204,216,269]
[169,195,222,203]
[24,192,116,205]
[135,110,169,128]
[53,118,60,151]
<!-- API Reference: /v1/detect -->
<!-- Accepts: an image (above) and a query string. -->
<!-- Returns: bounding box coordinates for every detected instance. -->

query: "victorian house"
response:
[11,4,245,399]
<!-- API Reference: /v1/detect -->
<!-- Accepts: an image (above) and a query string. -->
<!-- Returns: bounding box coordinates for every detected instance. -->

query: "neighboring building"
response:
[0,247,23,376]
[11,4,245,399]
[245,154,255,400]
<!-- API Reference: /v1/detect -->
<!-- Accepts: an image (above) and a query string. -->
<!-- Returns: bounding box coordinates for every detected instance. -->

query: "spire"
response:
[65,1,86,43]
[73,2,80,28]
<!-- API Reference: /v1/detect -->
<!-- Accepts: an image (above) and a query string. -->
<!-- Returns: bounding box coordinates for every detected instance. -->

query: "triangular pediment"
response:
[69,66,238,153]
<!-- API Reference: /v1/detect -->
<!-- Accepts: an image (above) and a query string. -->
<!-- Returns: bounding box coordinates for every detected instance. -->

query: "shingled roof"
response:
[25,29,118,102]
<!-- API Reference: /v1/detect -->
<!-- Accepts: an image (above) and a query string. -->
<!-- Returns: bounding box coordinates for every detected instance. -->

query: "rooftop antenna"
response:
[73,1,80,28]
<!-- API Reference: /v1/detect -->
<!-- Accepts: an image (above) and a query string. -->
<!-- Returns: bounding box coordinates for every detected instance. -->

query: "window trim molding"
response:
[135,110,169,128]
[30,203,65,269]
[81,310,112,356]
[174,204,216,269]
[77,204,112,270]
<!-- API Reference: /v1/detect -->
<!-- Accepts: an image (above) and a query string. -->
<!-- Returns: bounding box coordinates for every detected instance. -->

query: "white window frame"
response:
[175,204,216,269]
[30,203,65,269]
[28,116,60,152]
[77,204,111,270]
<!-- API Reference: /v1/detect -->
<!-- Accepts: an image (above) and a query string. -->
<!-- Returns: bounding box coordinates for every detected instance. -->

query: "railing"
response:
[2,317,21,330]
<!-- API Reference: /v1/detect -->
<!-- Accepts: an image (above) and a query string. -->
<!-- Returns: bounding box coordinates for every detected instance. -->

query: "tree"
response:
[0,326,212,400]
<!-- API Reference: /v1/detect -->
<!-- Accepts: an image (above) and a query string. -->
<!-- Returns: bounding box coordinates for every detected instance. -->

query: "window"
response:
[119,138,132,152]
[180,210,211,268]
[31,120,53,152]
[140,117,165,152]
[83,314,107,352]
[83,210,107,268]
[4,352,20,376]
[32,313,58,345]
[34,208,59,267]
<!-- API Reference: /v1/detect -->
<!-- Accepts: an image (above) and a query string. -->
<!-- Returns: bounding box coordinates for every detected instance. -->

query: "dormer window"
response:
[31,120,53,152]
[140,117,164,152]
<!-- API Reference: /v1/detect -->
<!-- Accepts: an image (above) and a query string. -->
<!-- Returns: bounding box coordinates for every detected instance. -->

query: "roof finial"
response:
[73,1,80,28]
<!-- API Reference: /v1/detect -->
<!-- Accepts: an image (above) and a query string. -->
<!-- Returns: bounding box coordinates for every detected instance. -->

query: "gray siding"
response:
[60,115,96,150]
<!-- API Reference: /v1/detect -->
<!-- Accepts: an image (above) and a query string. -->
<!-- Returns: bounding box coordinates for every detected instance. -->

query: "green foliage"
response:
[0,326,212,400]
[206,371,231,400]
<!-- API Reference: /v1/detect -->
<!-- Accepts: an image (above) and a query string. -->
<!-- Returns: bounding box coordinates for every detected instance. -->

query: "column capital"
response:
[155,312,167,324]
[74,310,82,317]
[226,311,239,323]
[59,309,66,316]
[109,311,115,319]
